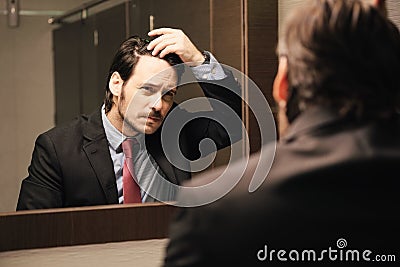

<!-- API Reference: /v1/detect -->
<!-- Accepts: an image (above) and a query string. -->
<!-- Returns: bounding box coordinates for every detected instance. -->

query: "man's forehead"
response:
[134,55,178,86]
[141,69,177,85]
[140,78,177,89]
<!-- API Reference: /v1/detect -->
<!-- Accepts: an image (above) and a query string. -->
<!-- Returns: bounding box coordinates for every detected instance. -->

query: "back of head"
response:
[281,0,400,119]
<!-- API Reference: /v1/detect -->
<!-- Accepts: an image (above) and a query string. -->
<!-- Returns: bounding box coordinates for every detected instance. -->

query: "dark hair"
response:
[104,36,184,114]
[281,0,400,119]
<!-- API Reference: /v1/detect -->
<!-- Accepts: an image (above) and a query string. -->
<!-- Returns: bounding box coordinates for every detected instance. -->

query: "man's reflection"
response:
[17,28,242,210]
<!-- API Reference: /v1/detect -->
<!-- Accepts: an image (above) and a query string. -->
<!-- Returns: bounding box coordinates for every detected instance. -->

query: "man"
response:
[164,1,400,266]
[17,28,241,210]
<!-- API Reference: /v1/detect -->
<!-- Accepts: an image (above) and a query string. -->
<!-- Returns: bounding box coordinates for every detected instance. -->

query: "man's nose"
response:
[150,93,163,111]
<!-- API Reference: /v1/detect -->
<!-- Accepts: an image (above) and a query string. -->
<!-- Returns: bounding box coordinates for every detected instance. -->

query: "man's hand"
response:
[147,28,204,67]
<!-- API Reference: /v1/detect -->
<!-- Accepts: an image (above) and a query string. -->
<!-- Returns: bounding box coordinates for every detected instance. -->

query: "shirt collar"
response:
[281,106,341,143]
[101,105,145,151]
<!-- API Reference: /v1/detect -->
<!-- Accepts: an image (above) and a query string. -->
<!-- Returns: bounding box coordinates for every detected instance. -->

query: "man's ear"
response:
[109,72,123,97]
[372,0,382,6]
[273,57,289,107]
[372,0,387,16]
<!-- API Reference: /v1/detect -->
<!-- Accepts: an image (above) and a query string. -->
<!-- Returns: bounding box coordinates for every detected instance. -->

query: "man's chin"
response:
[121,120,144,136]
[144,123,161,135]
[121,119,161,135]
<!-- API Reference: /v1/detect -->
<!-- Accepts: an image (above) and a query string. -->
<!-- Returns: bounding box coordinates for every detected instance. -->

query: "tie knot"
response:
[122,138,138,158]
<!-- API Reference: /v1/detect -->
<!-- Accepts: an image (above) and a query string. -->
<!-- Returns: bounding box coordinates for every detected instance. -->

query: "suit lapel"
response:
[82,109,118,204]
[146,130,179,185]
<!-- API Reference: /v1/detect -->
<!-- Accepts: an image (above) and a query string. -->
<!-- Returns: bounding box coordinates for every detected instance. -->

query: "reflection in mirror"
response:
[3,0,278,212]
[15,0,246,211]
[17,32,243,210]
[10,0,399,212]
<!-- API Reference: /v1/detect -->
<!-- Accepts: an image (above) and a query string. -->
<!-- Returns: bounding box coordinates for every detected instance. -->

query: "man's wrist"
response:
[202,51,210,65]
[190,51,227,81]
[189,51,206,67]
[189,51,210,67]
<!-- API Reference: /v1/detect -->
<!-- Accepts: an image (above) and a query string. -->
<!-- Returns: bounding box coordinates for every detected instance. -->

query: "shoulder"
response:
[41,114,89,139]
[37,109,102,146]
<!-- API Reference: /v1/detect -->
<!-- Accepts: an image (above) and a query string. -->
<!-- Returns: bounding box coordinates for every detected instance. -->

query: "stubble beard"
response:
[117,98,163,136]
[117,88,166,136]
[117,93,142,136]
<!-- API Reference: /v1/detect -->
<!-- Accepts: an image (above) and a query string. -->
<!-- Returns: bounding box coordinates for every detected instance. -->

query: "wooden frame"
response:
[0,203,177,252]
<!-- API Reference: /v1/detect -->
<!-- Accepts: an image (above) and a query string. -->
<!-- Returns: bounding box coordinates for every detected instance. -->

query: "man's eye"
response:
[141,86,152,91]
[162,90,176,101]
[164,90,176,97]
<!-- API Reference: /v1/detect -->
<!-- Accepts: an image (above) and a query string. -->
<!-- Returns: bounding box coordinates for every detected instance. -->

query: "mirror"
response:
[2,0,280,212]
[5,0,399,212]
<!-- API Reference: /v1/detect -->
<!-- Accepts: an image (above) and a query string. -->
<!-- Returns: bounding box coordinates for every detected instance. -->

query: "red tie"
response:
[122,139,141,203]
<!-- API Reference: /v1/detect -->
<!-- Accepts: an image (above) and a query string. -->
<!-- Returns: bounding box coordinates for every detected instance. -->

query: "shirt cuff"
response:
[190,51,227,81]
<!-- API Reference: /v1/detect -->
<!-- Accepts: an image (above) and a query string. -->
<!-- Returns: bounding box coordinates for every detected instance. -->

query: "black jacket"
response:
[17,71,242,210]
[164,108,400,267]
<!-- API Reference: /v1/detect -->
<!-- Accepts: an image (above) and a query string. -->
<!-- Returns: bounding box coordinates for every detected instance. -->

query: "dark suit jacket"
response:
[164,107,400,267]
[17,71,242,210]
